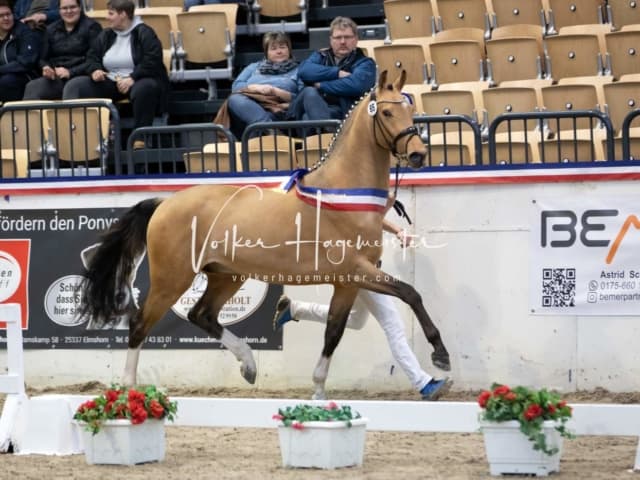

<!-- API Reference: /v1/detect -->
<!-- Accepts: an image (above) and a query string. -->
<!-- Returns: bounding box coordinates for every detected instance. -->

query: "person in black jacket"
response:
[0,0,41,102]
[62,0,169,135]
[23,0,101,100]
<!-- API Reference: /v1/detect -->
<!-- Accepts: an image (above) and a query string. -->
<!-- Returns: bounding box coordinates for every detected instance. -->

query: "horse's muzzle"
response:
[408,151,426,168]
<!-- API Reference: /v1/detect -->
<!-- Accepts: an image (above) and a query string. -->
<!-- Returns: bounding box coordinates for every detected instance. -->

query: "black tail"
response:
[78,198,162,326]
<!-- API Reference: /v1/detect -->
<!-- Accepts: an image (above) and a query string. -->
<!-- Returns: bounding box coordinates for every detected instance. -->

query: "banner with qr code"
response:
[530,195,640,315]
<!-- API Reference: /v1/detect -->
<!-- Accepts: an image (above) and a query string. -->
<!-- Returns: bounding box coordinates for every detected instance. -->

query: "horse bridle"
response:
[369,91,420,158]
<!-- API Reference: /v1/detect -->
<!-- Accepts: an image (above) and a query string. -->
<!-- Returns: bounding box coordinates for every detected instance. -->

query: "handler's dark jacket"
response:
[0,20,41,77]
[85,22,170,111]
[39,14,102,78]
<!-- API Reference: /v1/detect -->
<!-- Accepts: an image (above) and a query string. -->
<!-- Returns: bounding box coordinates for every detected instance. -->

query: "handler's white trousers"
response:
[289,291,432,392]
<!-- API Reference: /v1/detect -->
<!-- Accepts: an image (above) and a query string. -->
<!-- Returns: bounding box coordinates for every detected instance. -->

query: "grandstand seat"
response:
[486,36,544,86]
[246,0,307,36]
[142,0,184,7]
[171,9,235,99]
[417,87,480,165]
[544,33,605,82]
[433,0,492,39]
[0,101,52,178]
[606,0,640,31]
[432,26,486,56]
[373,43,429,85]
[84,9,109,29]
[604,30,640,80]
[482,86,543,163]
[243,134,297,171]
[135,7,181,51]
[45,101,112,173]
[184,141,240,173]
[383,0,437,40]
[400,83,432,114]
[428,40,486,88]
[545,0,606,34]
[602,81,640,160]
[489,0,547,31]
[295,133,335,168]
[357,38,386,58]
[187,3,238,40]
[539,83,606,161]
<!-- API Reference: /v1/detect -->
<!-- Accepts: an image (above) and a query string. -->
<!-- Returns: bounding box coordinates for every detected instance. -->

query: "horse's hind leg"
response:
[311,286,359,400]
[188,273,257,384]
[356,264,451,371]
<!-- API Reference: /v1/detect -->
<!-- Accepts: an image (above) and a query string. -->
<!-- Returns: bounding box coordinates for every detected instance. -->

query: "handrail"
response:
[413,114,483,166]
[621,109,640,161]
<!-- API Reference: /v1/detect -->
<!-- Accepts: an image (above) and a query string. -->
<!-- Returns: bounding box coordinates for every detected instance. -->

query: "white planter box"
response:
[481,420,563,477]
[277,418,368,469]
[76,419,165,465]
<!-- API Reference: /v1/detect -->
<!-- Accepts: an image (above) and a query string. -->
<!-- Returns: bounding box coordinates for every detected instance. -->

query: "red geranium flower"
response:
[493,385,511,397]
[478,390,492,408]
[524,404,544,421]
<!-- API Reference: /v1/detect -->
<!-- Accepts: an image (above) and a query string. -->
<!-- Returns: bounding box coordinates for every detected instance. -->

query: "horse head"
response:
[370,70,427,168]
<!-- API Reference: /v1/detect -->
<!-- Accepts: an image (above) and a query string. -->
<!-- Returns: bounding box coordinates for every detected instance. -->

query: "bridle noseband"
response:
[369,91,420,158]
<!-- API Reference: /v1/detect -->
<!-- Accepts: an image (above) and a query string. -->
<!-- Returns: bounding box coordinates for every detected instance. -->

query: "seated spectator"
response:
[62,0,169,147]
[287,16,376,130]
[23,0,102,100]
[0,0,41,102]
[14,0,60,30]
[221,31,303,139]
[184,0,238,11]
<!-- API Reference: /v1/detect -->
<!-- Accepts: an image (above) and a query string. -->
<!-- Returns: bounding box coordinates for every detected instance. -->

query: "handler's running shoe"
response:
[273,295,298,331]
[420,377,452,401]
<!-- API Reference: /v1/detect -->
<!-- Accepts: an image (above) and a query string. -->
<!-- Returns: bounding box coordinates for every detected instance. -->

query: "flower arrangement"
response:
[73,384,178,435]
[478,383,574,455]
[273,402,361,430]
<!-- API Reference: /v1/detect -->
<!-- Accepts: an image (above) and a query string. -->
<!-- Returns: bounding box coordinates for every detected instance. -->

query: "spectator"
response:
[23,0,102,100]
[14,0,60,30]
[287,16,376,128]
[62,0,169,147]
[273,197,451,401]
[0,0,41,102]
[184,0,237,12]
[223,31,303,139]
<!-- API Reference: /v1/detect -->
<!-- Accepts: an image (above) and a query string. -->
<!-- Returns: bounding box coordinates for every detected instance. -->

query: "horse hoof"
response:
[241,366,257,384]
[431,352,451,371]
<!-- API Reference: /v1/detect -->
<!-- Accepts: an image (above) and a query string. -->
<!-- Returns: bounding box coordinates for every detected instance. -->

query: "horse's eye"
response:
[382,110,392,117]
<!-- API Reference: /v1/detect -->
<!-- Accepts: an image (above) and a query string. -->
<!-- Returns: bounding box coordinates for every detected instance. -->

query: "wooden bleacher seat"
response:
[544,33,605,82]
[244,134,297,171]
[428,40,486,88]
[85,9,109,29]
[373,43,429,85]
[606,0,640,31]
[135,7,181,50]
[546,0,606,34]
[489,0,547,31]
[540,83,606,161]
[604,30,640,80]
[0,101,52,178]
[246,0,307,36]
[383,0,437,39]
[433,0,492,39]
[486,36,544,86]
[184,141,240,173]
[602,80,640,159]
[482,86,543,164]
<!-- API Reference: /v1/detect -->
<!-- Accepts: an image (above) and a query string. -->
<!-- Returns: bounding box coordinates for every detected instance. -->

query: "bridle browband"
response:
[369,90,420,158]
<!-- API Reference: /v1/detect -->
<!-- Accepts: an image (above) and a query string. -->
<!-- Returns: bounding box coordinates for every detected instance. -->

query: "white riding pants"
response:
[289,291,432,391]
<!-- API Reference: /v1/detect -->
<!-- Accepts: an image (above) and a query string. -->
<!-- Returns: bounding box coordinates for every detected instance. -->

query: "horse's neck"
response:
[305,107,391,190]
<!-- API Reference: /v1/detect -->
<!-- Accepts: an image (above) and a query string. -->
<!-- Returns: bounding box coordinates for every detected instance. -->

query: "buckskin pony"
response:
[79,70,451,399]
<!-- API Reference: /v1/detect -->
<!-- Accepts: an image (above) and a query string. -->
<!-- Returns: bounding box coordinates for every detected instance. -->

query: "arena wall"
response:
[1,168,639,393]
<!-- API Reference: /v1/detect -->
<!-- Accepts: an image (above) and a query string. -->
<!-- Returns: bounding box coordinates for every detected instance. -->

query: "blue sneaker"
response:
[273,295,297,331]
[420,377,452,401]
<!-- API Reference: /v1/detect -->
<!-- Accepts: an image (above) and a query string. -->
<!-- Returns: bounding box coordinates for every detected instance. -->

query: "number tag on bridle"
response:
[367,101,377,116]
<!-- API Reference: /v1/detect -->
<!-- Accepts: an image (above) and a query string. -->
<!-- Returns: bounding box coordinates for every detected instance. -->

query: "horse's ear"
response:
[393,70,407,91]
[378,70,388,91]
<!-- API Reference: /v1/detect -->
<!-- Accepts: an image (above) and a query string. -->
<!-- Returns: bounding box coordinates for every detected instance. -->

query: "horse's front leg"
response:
[312,286,359,400]
[357,264,451,371]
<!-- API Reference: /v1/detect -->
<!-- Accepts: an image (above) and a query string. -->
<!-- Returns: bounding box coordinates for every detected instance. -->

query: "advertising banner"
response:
[0,207,282,349]
[530,196,640,315]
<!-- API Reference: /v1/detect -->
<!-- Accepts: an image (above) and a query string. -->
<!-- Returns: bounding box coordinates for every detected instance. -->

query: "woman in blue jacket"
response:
[0,0,41,102]
[226,31,303,139]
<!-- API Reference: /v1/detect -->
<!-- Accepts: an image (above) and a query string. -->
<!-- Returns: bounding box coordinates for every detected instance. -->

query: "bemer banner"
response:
[530,195,640,315]
[0,207,282,349]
